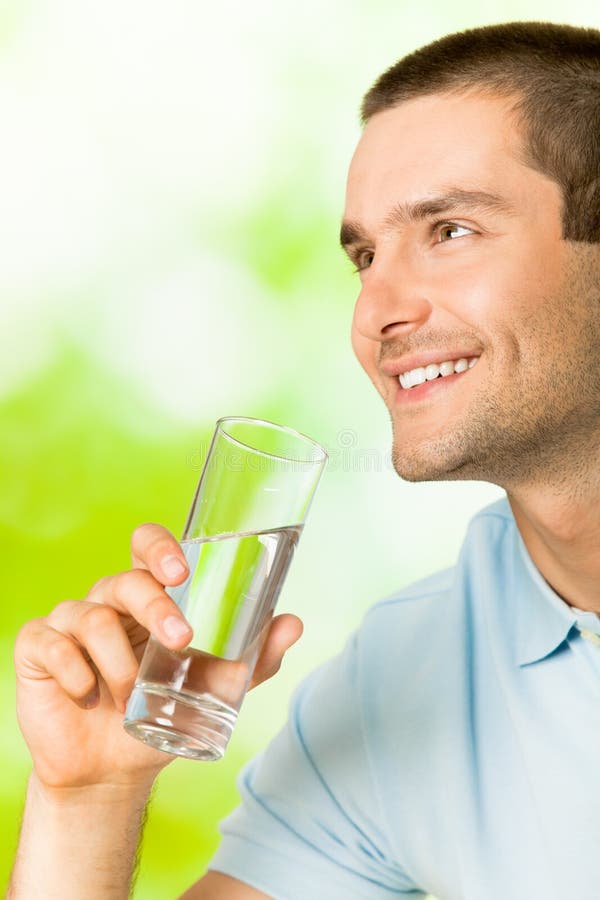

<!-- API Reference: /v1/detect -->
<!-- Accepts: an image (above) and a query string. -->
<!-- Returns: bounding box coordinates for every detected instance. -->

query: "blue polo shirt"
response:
[209,496,600,899]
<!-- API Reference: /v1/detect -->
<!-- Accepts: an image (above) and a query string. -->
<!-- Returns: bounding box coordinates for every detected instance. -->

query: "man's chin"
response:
[390,439,483,483]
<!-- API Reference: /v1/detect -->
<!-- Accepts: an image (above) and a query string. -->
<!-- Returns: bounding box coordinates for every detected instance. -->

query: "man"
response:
[9,20,600,900]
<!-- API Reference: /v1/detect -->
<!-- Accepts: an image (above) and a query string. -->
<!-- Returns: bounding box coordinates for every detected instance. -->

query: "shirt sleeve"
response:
[208,629,426,899]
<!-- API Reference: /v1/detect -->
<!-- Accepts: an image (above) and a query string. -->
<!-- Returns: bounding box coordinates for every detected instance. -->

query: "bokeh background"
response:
[1,1,597,896]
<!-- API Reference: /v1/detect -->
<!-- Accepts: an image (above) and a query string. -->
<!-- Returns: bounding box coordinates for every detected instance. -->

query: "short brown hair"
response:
[361,22,600,242]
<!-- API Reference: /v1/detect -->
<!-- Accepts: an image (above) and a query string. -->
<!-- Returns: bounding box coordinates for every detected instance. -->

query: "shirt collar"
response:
[513,527,578,667]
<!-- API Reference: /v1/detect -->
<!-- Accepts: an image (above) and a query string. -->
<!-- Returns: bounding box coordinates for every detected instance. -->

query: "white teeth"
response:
[398,356,480,390]
[411,367,426,386]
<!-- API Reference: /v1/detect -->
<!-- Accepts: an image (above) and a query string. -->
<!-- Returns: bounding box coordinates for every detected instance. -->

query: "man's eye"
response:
[436,223,474,243]
[354,250,375,272]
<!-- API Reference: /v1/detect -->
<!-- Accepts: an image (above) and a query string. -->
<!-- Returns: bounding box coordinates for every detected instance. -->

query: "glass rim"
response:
[215,416,328,465]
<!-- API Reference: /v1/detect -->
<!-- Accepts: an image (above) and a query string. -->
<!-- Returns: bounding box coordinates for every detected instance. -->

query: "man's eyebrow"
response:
[339,189,517,252]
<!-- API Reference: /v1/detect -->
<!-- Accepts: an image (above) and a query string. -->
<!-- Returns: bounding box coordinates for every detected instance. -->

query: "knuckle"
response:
[113,568,151,595]
[132,523,178,561]
[131,522,155,546]
[145,590,174,616]
[257,654,282,681]
[46,634,76,667]
[111,667,139,692]
[50,599,72,616]
[14,618,40,642]
[131,522,172,553]
[267,660,282,678]
[82,603,119,632]
[47,599,77,622]
[13,619,41,656]
[86,575,111,598]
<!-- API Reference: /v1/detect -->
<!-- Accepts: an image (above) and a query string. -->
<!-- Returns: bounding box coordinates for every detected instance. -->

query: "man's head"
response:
[343,22,600,490]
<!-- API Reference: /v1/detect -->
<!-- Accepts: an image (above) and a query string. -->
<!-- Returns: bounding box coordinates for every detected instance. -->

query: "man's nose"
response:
[352,255,432,341]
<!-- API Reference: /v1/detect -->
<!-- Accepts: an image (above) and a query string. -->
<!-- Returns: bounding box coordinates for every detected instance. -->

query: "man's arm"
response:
[8,772,270,900]
[7,772,153,899]
[179,871,271,899]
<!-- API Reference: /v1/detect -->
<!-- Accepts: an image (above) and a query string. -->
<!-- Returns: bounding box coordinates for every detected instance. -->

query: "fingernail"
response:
[163,615,192,642]
[82,686,99,709]
[162,555,187,580]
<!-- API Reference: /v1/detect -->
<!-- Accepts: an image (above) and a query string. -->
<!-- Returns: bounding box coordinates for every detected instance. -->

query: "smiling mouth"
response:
[399,356,479,389]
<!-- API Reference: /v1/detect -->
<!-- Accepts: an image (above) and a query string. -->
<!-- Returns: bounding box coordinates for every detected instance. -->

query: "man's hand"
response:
[8,523,302,899]
[14,523,303,793]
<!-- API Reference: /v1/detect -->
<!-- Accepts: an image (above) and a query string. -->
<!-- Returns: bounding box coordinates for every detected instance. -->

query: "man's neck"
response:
[507,477,600,613]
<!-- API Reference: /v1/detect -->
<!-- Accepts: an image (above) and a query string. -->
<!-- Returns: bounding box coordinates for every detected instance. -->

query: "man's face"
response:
[343,90,600,486]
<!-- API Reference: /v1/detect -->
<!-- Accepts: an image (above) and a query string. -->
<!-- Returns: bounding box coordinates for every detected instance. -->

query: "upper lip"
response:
[380,350,482,378]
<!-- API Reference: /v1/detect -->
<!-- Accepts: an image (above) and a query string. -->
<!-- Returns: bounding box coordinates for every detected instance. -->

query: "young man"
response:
[10,21,600,900]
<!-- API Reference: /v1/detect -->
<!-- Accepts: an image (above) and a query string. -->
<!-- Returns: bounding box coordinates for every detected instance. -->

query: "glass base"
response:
[123,683,238,761]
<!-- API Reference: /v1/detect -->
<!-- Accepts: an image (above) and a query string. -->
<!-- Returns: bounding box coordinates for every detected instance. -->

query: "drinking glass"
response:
[123,416,327,761]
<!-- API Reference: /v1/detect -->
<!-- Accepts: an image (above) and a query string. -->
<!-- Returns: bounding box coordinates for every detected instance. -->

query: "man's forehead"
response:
[356,88,522,144]
[343,92,532,224]
[348,90,525,180]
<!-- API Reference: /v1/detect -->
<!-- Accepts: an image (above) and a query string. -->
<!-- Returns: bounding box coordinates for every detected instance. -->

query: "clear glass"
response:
[123,416,327,761]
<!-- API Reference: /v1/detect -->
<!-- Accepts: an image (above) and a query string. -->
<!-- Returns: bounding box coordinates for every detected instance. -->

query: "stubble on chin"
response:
[389,421,490,484]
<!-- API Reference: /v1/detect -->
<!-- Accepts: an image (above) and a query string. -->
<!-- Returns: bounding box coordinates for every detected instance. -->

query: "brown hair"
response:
[361,22,600,242]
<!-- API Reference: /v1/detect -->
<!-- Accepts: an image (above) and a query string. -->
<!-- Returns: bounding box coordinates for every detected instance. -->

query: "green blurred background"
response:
[1,1,597,896]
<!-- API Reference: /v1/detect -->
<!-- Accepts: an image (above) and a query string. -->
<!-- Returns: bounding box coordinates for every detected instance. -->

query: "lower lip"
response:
[393,367,474,405]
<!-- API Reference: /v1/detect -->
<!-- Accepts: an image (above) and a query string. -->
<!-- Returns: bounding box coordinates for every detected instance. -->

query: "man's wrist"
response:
[29,767,157,810]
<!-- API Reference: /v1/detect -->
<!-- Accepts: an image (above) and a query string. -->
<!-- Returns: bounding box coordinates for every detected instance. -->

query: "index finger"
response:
[130,522,189,585]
